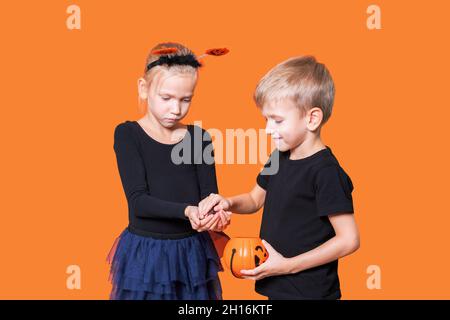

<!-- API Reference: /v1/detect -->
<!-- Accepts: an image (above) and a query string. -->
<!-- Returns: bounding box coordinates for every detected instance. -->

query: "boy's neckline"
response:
[131,120,190,146]
[286,146,331,163]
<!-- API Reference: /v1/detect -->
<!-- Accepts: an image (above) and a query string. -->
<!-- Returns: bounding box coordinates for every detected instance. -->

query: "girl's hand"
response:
[185,205,222,232]
[196,210,222,232]
[210,210,232,232]
[240,240,294,280]
[184,206,201,230]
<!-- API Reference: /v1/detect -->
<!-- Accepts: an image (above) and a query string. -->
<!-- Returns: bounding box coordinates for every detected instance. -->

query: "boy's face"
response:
[261,98,308,152]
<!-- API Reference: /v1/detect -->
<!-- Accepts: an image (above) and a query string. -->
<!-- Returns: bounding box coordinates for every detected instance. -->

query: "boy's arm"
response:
[240,212,360,279]
[285,213,360,274]
[198,184,266,216]
[227,184,266,214]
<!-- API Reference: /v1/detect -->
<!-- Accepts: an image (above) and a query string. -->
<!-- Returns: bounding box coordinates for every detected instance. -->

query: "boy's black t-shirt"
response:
[255,146,354,299]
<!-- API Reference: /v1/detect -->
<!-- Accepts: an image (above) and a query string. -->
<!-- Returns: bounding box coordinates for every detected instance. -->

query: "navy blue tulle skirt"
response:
[106,227,223,300]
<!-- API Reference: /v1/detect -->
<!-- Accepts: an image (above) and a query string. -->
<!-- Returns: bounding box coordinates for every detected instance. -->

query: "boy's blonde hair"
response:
[254,55,335,126]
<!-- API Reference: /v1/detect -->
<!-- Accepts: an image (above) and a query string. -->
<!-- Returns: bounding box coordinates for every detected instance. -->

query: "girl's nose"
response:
[170,102,181,115]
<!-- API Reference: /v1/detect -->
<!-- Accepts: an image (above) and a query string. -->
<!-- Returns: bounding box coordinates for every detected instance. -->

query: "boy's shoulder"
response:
[285,146,351,183]
[309,148,354,192]
[309,148,341,171]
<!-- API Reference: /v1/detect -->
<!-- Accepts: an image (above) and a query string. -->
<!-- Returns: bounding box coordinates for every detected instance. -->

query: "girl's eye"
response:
[183,99,191,103]
[161,96,170,101]
[275,120,283,124]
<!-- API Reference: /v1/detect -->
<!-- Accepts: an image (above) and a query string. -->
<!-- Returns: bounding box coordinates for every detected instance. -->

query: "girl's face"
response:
[142,69,198,128]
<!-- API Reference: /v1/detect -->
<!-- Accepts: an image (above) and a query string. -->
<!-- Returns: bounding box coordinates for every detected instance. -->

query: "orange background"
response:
[0,0,449,299]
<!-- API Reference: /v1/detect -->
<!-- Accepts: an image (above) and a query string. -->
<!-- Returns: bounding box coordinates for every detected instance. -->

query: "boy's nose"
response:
[265,126,274,135]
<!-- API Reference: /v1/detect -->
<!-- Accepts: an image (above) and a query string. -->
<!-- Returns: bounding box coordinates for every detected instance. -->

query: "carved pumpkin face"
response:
[223,237,269,278]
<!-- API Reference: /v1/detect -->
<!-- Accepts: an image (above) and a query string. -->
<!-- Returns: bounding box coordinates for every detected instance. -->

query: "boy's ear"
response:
[306,107,323,131]
[137,77,149,100]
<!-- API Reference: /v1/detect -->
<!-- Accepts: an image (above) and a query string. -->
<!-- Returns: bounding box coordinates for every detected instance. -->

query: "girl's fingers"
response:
[191,210,200,226]
[189,218,199,230]
[210,219,220,231]
[199,214,220,231]
[218,210,227,227]
[198,213,215,228]
[215,213,226,231]
[225,211,232,223]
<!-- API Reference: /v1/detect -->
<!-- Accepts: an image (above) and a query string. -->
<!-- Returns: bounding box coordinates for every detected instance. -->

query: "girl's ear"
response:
[137,77,149,100]
[306,107,323,131]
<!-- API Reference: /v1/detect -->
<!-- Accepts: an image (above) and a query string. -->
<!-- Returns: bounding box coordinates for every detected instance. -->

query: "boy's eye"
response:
[275,120,283,124]
[161,96,170,101]
[183,99,191,103]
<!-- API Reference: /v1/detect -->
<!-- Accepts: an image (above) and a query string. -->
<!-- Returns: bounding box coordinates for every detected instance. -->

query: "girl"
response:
[106,42,231,300]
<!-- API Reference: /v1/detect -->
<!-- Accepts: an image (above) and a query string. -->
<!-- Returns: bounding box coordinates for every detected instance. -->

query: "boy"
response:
[198,55,360,300]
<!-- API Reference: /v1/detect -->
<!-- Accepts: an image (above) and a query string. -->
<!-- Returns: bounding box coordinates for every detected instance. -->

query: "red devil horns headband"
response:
[146,47,229,72]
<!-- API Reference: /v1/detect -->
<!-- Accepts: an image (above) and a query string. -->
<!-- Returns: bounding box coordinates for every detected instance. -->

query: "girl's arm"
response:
[194,128,224,230]
[195,128,219,198]
[114,123,192,220]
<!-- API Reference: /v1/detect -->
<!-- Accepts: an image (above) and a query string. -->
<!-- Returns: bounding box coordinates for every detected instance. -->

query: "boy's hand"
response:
[199,193,232,218]
[240,240,294,280]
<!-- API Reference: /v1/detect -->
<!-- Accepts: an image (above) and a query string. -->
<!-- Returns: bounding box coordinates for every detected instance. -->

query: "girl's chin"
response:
[161,120,179,127]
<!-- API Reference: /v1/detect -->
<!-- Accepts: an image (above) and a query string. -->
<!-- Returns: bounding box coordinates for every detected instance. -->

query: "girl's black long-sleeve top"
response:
[113,120,219,238]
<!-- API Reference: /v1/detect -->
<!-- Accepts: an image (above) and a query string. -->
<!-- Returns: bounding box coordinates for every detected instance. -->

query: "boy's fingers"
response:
[208,195,222,214]
[200,197,212,216]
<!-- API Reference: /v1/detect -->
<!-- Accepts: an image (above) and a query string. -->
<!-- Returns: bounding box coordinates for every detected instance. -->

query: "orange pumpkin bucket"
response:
[223,237,269,278]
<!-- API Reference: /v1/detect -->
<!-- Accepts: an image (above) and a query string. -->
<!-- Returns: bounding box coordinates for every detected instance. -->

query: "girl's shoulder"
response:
[189,124,211,139]
[114,120,141,144]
